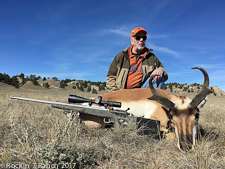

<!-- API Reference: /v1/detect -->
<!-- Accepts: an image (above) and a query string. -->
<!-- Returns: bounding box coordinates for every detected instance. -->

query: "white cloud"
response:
[148,43,179,58]
[149,34,168,39]
[108,27,130,37]
[107,27,169,39]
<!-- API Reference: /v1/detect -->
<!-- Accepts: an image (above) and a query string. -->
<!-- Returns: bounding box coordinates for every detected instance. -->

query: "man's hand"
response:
[150,69,163,82]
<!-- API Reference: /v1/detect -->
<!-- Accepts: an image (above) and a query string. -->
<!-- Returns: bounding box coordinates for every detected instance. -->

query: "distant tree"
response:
[168,83,173,92]
[163,84,167,89]
[32,78,39,85]
[64,78,72,84]
[43,77,47,81]
[25,75,29,81]
[0,73,3,81]
[0,73,11,84]
[19,73,26,85]
[60,81,66,88]
[29,74,36,80]
[183,87,188,91]
[76,82,79,88]
[87,85,91,92]
[178,84,184,89]
[27,74,38,85]
[99,85,105,91]
[102,82,106,88]
[91,81,101,86]
[11,76,19,88]
[97,82,101,86]
[92,88,97,94]
[174,83,178,88]
[78,86,84,91]
[43,83,50,88]
[4,74,11,85]
[81,81,87,88]
[72,86,76,89]
[52,77,58,81]
[192,83,199,86]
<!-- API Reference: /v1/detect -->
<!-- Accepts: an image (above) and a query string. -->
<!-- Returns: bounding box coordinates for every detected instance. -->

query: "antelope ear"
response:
[197,95,208,110]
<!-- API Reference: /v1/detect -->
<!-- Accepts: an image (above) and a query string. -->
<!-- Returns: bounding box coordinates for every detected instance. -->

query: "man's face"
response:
[131,31,147,50]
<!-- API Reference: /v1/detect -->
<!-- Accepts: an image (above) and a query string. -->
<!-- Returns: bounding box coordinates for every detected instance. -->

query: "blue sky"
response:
[1,0,225,91]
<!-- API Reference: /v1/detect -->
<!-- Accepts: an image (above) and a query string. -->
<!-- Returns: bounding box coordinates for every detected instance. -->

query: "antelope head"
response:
[148,67,214,153]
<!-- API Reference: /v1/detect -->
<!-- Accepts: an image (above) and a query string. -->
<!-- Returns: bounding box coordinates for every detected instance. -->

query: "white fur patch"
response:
[197,95,208,109]
[115,100,157,118]
[192,124,197,147]
[174,98,191,110]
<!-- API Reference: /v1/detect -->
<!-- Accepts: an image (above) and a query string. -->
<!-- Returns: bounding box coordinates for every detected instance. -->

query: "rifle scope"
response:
[68,95,121,108]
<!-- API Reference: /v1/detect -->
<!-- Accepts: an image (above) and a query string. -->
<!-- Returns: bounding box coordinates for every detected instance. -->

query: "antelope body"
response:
[80,67,213,152]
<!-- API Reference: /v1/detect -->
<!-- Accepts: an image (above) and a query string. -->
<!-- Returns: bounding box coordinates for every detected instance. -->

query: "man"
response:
[106,27,168,92]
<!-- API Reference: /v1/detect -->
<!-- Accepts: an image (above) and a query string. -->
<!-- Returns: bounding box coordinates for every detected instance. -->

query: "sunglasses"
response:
[134,35,147,41]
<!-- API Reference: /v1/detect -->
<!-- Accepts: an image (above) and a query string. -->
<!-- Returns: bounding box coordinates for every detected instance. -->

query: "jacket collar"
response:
[122,46,153,59]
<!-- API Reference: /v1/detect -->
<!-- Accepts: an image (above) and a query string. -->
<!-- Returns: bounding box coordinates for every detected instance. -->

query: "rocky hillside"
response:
[164,83,225,97]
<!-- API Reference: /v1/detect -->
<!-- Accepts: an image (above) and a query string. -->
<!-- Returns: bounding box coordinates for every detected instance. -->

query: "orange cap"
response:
[130,27,147,38]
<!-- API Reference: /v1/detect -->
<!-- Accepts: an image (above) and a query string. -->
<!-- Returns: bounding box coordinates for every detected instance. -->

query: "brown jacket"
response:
[106,47,168,92]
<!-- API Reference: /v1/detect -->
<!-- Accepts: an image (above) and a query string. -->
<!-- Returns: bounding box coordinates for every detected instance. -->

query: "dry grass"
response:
[0,84,225,168]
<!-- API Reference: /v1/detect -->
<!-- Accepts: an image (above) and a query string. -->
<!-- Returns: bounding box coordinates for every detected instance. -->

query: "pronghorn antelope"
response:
[79,67,213,152]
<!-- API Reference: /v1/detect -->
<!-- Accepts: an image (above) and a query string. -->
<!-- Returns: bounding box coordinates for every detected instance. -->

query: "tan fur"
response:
[79,113,106,129]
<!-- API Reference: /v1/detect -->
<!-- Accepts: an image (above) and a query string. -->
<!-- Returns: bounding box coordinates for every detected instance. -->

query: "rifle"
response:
[10,95,160,138]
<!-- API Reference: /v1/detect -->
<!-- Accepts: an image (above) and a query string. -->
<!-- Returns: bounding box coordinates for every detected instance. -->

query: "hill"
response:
[1,78,225,98]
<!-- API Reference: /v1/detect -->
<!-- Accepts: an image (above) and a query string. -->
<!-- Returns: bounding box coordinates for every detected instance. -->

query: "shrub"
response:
[87,85,91,92]
[60,81,66,88]
[78,86,84,91]
[99,85,105,91]
[92,88,97,94]
[43,83,50,88]
[11,76,19,88]
[183,87,188,91]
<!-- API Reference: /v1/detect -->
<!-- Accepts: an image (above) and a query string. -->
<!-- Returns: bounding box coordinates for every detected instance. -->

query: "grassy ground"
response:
[0,84,225,168]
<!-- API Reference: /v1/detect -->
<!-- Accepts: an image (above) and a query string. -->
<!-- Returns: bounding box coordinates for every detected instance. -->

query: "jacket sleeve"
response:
[155,57,168,82]
[106,54,120,92]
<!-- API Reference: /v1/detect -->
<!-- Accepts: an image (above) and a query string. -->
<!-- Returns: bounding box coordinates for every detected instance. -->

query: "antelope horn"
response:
[190,67,214,109]
[147,75,175,110]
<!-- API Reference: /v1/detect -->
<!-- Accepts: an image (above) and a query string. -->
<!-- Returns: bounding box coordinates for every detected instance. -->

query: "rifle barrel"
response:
[10,96,57,104]
[10,96,107,110]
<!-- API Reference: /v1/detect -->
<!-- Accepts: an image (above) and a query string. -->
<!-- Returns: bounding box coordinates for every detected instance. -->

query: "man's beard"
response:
[134,45,145,50]
[137,46,145,50]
